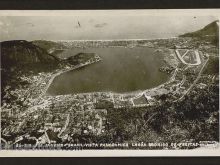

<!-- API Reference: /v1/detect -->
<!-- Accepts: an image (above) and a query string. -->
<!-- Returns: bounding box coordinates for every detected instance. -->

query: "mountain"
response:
[1,40,59,69]
[179,20,219,45]
[32,40,66,56]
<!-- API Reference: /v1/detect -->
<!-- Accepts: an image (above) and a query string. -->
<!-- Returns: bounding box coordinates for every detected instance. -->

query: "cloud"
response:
[26,22,34,27]
[94,23,108,28]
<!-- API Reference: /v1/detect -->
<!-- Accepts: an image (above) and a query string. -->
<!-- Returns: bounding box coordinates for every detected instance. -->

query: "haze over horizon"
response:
[0,13,217,41]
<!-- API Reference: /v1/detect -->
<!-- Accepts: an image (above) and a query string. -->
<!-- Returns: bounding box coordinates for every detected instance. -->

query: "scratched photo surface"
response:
[0,11,219,150]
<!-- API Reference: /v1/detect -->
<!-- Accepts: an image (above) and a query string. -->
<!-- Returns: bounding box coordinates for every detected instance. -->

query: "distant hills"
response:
[0,40,96,72]
[179,20,219,45]
[1,40,59,69]
[1,20,218,70]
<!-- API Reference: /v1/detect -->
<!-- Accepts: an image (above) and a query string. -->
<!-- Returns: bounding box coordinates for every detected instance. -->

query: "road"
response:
[178,56,209,101]
[19,100,49,117]
[58,114,70,137]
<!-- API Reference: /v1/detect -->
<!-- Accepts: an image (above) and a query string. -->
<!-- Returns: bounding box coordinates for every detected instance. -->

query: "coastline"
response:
[43,57,102,96]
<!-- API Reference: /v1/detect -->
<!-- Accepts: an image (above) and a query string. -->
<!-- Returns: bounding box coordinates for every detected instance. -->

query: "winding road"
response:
[178,56,209,101]
[172,49,209,102]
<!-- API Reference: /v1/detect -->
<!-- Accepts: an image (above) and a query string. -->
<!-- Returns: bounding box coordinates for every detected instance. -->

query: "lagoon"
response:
[47,47,169,95]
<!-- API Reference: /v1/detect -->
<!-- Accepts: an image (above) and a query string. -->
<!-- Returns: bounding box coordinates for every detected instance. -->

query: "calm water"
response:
[47,47,169,95]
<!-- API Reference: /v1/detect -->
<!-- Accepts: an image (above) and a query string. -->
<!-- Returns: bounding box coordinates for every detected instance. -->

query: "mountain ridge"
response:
[179,20,219,45]
[1,40,59,69]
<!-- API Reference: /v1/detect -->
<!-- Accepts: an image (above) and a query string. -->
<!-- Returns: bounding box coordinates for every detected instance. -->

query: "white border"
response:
[0,148,220,157]
[0,9,220,157]
[0,9,219,16]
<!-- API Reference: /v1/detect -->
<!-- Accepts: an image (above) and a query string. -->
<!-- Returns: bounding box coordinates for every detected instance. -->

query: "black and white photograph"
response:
[0,10,219,156]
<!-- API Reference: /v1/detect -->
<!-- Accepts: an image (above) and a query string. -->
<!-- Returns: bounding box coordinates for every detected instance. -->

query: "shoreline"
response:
[43,58,102,96]
[43,46,205,103]
[49,37,178,42]
[44,48,176,99]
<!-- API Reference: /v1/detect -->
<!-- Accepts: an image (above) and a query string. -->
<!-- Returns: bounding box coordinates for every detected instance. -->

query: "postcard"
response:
[0,9,219,156]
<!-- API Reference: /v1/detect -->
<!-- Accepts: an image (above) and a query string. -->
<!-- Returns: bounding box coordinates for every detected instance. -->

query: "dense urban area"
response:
[1,20,219,150]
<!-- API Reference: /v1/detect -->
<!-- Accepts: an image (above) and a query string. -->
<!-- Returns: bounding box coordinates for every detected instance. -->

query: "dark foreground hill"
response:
[179,20,219,46]
[1,40,59,70]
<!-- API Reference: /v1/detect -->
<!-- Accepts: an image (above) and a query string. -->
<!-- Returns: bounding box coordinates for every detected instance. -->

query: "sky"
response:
[0,12,217,41]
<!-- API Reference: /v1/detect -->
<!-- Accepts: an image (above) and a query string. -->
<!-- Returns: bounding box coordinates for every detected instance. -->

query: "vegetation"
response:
[1,40,59,69]
[104,80,219,148]
[203,57,219,74]
[67,53,96,65]
[32,40,66,52]
[180,20,219,46]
